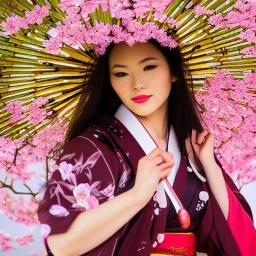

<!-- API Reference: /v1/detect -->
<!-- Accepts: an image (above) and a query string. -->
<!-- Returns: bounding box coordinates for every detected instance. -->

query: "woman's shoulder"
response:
[47,116,121,187]
[78,115,116,147]
[57,116,120,164]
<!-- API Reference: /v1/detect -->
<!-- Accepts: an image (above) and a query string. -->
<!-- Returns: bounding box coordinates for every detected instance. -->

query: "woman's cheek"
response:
[114,85,129,101]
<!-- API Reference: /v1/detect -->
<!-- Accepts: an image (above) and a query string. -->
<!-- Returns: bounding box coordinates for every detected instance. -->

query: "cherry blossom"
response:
[194,5,214,18]
[41,224,51,239]
[0,1,255,254]
[0,189,39,225]
[1,16,28,35]
[195,70,256,190]
[72,183,99,210]
[25,5,50,25]
[59,162,74,181]
[194,1,256,57]
[49,204,70,217]
[5,100,24,123]
[0,5,49,35]
[0,230,34,252]
[16,234,34,246]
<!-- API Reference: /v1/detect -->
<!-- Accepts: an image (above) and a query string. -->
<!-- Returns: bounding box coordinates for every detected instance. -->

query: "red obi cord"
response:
[151,233,197,256]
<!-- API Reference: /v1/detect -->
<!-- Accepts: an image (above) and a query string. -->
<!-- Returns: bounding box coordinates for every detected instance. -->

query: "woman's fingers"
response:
[148,148,173,163]
[197,130,208,144]
[158,163,174,182]
[191,129,197,144]
[158,162,174,172]
[191,129,210,146]
[151,156,164,166]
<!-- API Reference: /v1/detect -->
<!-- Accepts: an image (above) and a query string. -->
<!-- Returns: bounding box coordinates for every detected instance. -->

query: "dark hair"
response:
[65,39,206,168]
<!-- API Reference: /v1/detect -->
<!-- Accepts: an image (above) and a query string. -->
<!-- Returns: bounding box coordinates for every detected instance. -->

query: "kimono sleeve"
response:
[37,131,120,240]
[215,156,256,255]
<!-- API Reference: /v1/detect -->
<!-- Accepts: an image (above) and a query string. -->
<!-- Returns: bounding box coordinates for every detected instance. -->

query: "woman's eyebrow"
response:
[111,57,158,69]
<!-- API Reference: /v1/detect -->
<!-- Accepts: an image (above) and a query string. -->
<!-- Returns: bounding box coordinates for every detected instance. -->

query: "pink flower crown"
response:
[44,0,179,55]
[1,1,256,58]
[1,1,179,55]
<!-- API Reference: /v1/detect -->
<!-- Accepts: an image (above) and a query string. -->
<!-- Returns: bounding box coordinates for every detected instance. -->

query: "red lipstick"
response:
[131,95,152,104]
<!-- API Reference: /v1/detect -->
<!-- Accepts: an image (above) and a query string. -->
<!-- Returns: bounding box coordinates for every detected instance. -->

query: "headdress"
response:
[1,0,255,88]
[2,1,180,56]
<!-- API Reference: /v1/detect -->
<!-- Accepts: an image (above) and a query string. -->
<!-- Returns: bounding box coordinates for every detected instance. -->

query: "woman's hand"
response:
[132,147,174,206]
[185,129,216,170]
[186,130,229,219]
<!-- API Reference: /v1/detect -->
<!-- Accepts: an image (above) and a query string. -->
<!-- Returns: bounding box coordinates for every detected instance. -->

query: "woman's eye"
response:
[144,65,157,71]
[115,72,127,77]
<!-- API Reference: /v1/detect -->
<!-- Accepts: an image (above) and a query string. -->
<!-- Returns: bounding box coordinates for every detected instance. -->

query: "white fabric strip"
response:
[188,159,206,182]
[115,104,181,212]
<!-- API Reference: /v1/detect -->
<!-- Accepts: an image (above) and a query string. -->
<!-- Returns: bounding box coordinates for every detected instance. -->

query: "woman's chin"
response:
[129,106,157,118]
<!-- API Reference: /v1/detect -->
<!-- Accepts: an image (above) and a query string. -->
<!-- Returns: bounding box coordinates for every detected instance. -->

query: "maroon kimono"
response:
[38,104,255,256]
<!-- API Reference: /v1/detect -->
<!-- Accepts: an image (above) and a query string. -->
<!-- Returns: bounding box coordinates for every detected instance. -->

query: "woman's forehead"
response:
[109,42,163,64]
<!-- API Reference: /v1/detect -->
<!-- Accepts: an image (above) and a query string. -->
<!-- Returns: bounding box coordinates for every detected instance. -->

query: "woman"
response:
[38,40,256,256]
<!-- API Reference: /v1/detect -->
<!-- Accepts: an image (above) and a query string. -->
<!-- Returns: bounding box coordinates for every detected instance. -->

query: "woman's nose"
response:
[132,76,146,90]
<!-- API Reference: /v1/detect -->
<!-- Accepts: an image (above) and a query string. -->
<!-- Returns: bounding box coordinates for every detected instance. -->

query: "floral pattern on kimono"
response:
[38,124,124,239]
[38,115,255,256]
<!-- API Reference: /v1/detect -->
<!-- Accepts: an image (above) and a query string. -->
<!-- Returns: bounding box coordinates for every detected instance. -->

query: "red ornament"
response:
[178,208,191,229]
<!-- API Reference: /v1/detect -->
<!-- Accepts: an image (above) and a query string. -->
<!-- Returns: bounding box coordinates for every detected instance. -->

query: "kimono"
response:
[38,104,256,256]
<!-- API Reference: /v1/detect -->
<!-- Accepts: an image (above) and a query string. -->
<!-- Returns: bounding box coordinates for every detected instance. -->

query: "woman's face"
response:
[109,42,177,117]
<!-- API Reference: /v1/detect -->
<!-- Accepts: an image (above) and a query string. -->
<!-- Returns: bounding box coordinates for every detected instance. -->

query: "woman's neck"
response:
[135,103,169,144]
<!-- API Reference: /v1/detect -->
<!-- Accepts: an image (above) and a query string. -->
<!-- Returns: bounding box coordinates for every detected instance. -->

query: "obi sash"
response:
[151,233,197,256]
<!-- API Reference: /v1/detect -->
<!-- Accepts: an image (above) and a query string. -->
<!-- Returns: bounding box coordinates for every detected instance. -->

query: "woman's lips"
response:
[131,95,152,104]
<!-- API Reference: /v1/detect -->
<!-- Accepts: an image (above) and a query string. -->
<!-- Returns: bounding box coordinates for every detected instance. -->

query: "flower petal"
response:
[73,183,91,198]
[41,224,51,239]
[49,204,70,217]
[199,191,209,202]
[157,233,165,243]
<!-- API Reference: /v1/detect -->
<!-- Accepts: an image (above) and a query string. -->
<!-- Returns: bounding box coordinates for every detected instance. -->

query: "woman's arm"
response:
[40,140,173,255]
[201,160,229,219]
[187,129,256,255]
[186,130,229,218]
[47,188,144,256]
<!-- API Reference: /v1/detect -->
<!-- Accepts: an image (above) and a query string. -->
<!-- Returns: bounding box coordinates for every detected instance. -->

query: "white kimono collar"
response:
[115,104,183,212]
[115,104,206,183]
[114,104,206,213]
[115,103,180,186]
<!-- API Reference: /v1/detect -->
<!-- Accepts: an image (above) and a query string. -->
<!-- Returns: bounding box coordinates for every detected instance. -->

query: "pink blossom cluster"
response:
[194,5,214,18]
[208,0,256,31]
[0,119,67,182]
[41,0,256,55]
[24,97,49,125]
[241,46,256,57]
[0,189,39,225]
[44,19,178,55]
[195,70,256,189]
[42,0,178,55]
[30,121,69,161]
[59,0,109,14]
[5,101,24,123]
[120,0,175,20]
[195,0,256,56]
[6,97,48,125]
[1,5,50,35]
[0,230,34,252]
[0,118,67,229]
[0,136,33,181]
